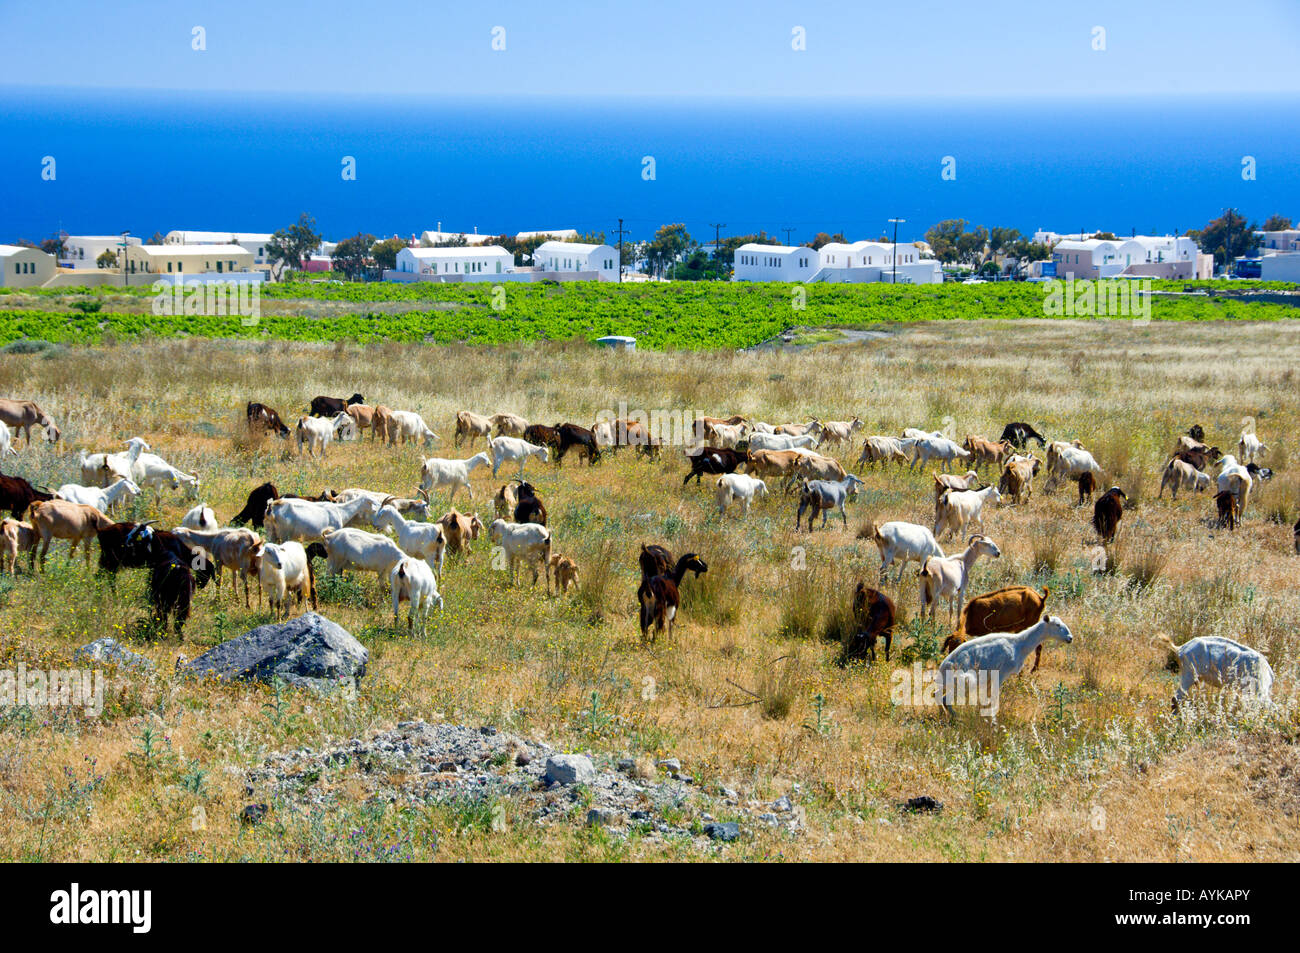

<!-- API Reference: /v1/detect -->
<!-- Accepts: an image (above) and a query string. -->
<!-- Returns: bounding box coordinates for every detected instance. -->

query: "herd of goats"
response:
[0,392,1284,713]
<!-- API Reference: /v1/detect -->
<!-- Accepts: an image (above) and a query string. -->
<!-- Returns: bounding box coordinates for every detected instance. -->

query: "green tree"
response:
[644,223,694,279]
[96,249,118,269]
[713,231,780,268]
[147,231,166,245]
[924,219,966,263]
[1188,209,1261,267]
[1262,214,1293,232]
[267,213,322,280]
[332,233,375,280]
[805,232,847,250]
[956,225,989,265]
[988,227,1022,258]
[370,237,408,272]
[39,236,65,258]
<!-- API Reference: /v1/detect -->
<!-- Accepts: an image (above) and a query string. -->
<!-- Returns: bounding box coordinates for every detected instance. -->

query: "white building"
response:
[1053,235,1209,279]
[1257,229,1300,253]
[0,245,57,287]
[418,229,495,247]
[125,243,256,277]
[164,231,274,263]
[395,245,514,279]
[62,235,141,266]
[732,244,819,282]
[1261,252,1300,282]
[533,241,619,281]
[517,229,579,242]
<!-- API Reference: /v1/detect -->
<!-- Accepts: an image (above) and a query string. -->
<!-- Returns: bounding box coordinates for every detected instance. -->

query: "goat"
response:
[1044,440,1101,493]
[773,419,820,438]
[998,457,1040,505]
[29,500,116,569]
[715,473,768,516]
[256,540,317,620]
[1091,486,1127,544]
[793,452,847,486]
[639,552,708,644]
[373,503,446,578]
[937,617,1073,715]
[817,416,864,450]
[933,485,1001,540]
[488,436,549,478]
[857,435,910,468]
[1155,634,1273,711]
[554,423,601,466]
[963,435,1012,472]
[494,482,518,520]
[55,477,140,516]
[0,422,15,459]
[1246,462,1273,482]
[81,436,149,487]
[454,411,493,448]
[1159,459,1212,500]
[1173,446,1220,471]
[0,398,60,446]
[999,422,1046,449]
[332,488,430,522]
[419,452,491,503]
[744,449,806,490]
[523,424,561,454]
[296,415,335,458]
[171,526,263,608]
[0,472,52,521]
[1238,430,1267,464]
[1214,489,1239,530]
[513,481,547,526]
[391,557,443,631]
[637,543,675,634]
[0,517,35,575]
[1076,471,1096,506]
[908,435,973,472]
[795,475,863,531]
[387,410,439,449]
[247,402,291,439]
[490,412,529,438]
[437,508,483,555]
[342,402,378,440]
[918,535,1001,623]
[862,521,945,583]
[703,421,747,449]
[547,553,580,594]
[131,451,200,501]
[1215,454,1252,519]
[264,495,380,544]
[748,431,818,454]
[319,526,407,587]
[941,585,1050,669]
[180,503,218,531]
[839,584,896,665]
[371,405,395,444]
[934,470,981,505]
[684,447,746,486]
[309,393,363,418]
[1186,425,1205,443]
[487,519,552,589]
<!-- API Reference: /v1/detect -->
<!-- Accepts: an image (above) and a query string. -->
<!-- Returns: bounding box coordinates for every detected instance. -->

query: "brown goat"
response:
[1215,490,1239,530]
[438,508,483,554]
[1076,471,1096,506]
[840,583,896,664]
[1092,486,1127,543]
[0,518,36,575]
[941,585,1051,670]
[547,553,580,594]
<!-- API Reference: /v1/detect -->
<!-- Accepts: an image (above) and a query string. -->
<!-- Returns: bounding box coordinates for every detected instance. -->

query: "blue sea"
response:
[2,87,1297,245]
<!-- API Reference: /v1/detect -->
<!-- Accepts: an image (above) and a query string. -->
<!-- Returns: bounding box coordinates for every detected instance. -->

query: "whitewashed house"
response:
[125,243,256,277]
[394,245,514,280]
[732,244,819,282]
[62,235,141,266]
[164,231,274,264]
[1054,235,1208,280]
[533,241,619,281]
[419,229,495,247]
[517,229,578,242]
[1257,229,1300,253]
[1262,253,1300,282]
[0,246,57,287]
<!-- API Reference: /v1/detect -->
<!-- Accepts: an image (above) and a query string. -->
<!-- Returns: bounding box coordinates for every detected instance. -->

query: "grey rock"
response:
[902,795,943,813]
[586,807,615,827]
[543,754,595,786]
[657,758,682,773]
[704,821,740,842]
[240,803,268,825]
[772,795,793,813]
[74,637,154,672]
[181,612,367,691]
[617,758,636,773]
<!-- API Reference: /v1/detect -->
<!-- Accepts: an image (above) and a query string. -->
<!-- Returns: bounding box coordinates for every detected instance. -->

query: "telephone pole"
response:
[888,218,905,284]
[781,227,794,245]
[614,218,630,283]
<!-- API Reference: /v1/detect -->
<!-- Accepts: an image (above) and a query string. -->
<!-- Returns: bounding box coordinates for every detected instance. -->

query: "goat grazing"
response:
[918,535,1001,623]
[937,617,1073,715]
[373,503,447,578]
[1091,486,1127,544]
[454,411,494,448]
[795,475,863,531]
[716,473,768,516]
[933,485,1001,540]
[941,585,1050,669]
[839,584,896,665]
[862,521,945,583]
[419,452,492,503]
[391,557,443,630]
[488,519,552,589]
[1156,634,1273,710]
[999,422,1046,449]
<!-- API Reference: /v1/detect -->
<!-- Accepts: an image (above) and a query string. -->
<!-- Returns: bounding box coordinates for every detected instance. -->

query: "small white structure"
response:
[733,244,819,282]
[395,245,514,279]
[62,235,141,266]
[418,229,495,247]
[596,335,636,351]
[1261,252,1300,282]
[125,243,256,276]
[163,231,274,263]
[1256,229,1300,253]
[517,229,578,242]
[533,241,619,281]
[0,246,57,287]
[1053,235,1207,280]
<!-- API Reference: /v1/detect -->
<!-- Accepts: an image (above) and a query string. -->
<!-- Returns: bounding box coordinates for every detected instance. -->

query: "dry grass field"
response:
[1,318,1298,862]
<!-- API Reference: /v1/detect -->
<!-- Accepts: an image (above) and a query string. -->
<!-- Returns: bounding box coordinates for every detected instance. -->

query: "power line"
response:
[614,217,631,283]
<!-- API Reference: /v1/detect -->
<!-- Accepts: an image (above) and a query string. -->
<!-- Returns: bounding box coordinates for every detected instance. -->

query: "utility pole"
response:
[120,230,131,288]
[708,223,726,278]
[888,218,905,284]
[781,227,794,246]
[614,218,630,283]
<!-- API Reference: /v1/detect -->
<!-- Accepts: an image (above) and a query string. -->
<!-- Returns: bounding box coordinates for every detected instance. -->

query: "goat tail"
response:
[1040,586,1051,602]
[1153,632,1180,656]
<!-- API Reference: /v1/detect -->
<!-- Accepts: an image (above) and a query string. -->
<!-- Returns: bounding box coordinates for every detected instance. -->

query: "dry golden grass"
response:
[0,318,1298,862]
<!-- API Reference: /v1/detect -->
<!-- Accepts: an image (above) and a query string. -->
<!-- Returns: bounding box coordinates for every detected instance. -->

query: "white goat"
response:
[257,541,315,620]
[54,477,140,515]
[488,436,549,479]
[748,432,819,453]
[857,435,910,468]
[1215,454,1253,519]
[933,485,1001,540]
[1158,459,1212,500]
[937,617,1074,715]
[715,473,768,516]
[907,435,972,471]
[319,526,407,587]
[391,557,443,631]
[1044,441,1101,491]
[1156,634,1273,710]
[389,410,440,449]
[0,421,16,458]
[131,452,200,501]
[419,452,492,503]
[264,495,380,544]
[296,415,334,458]
[919,535,1001,623]
[487,518,552,589]
[332,488,431,522]
[863,521,945,583]
[180,503,219,531]
[81,436,150,486]
[1238,430,1267,464]
[332,411,358,441]
[373,503,446,578]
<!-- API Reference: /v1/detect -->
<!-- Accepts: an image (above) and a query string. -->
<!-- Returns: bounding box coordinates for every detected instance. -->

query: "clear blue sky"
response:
[5,0,1299,98]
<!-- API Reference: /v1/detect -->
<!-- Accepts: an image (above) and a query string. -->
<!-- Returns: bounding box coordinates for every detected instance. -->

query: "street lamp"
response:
[120,231,131,287]
[888,218,905,283]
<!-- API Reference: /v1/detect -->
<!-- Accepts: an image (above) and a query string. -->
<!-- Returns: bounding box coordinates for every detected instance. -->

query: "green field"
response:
[0,279,1295,351]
